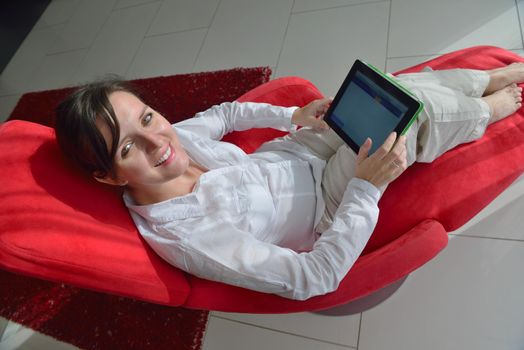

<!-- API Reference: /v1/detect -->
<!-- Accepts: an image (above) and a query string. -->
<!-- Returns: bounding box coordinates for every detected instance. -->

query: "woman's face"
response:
[96,91,189,189]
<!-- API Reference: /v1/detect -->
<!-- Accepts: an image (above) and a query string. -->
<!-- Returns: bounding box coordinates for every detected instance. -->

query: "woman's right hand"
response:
[354,132,407,188]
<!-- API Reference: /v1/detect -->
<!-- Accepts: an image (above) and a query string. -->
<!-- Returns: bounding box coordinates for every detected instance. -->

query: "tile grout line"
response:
[8,23,66,96]
[200,312,213,349]
[45,47,90,57]
[291,0,389,16]
[113,0,161,11]
[144,26,209,39]
[273,0,295,79]
[32,20,68,31]
[356,312,363,349]
[123,1,163,78]
[388,46,524,61]
[210,315,356,349]
[65,0,117,85]
[0,93,21,98]
[387,53,440,60]
[35,0,83,32]
[192,0,222,72]
[384,0,392,72]
[53,0,97,86]
[515,0,524,49]
[449,233,524,243]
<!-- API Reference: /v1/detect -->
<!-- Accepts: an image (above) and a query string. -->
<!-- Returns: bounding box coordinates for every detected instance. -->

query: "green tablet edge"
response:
[365,62,424,135]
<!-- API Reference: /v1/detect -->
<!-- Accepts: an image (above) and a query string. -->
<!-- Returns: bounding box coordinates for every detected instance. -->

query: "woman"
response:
[54,64,523,300]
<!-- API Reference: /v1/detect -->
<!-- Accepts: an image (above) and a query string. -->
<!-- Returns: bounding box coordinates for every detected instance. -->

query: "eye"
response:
[142,113,153,126]
[121,143,132,158]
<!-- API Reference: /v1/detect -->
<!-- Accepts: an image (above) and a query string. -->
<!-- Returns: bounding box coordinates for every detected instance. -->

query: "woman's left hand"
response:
[291,97,333,131]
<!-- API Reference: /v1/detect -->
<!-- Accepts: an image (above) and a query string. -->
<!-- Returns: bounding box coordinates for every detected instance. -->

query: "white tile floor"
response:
[1,0,524,349]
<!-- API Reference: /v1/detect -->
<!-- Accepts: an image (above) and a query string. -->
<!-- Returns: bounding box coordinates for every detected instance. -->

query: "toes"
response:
[507,85,522,95]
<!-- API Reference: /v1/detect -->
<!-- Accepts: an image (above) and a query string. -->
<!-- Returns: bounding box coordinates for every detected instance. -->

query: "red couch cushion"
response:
[0,120,191,305]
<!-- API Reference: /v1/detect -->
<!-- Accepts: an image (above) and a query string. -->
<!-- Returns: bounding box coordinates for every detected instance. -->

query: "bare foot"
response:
[485,62,524,95]
[482,84,523,124]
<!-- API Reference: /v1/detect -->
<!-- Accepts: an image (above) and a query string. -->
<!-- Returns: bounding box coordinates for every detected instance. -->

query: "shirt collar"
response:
[123,191,205,223]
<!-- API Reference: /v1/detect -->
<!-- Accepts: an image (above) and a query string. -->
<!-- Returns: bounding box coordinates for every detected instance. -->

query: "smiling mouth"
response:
[154,146,172,167]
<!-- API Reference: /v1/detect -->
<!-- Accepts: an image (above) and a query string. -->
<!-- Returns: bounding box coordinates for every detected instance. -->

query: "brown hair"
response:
[54,77,139,179]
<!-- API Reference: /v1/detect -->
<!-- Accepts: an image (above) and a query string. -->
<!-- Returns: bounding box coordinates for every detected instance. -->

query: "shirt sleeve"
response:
[174,101,298,140]
[155,177,380,301]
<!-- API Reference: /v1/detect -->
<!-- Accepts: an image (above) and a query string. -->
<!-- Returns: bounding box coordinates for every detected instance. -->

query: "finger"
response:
[384,135,407,164]
[312,97,332,115]
[319,120,329,130]
[317,98,332,114]
[400,148,408,167]
[371,132,397,159]
[390,154,407,172]
[396,148,408,171]
[389,160,402,172]
[357,138,372,164]
[391,135,407,154]
[305,99,323,118]
[313,119,330,131]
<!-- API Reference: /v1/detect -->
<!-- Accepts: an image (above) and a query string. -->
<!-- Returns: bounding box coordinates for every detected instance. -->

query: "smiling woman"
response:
[53,66,523,300]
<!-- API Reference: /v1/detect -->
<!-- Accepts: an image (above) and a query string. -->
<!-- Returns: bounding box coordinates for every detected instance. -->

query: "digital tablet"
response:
[324,59,424,154]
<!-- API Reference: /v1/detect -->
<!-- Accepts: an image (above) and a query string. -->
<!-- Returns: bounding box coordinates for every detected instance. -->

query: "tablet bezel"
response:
[323,59,423,154]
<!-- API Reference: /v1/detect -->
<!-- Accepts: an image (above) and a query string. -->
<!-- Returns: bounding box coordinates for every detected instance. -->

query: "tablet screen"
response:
[329,70,410,153]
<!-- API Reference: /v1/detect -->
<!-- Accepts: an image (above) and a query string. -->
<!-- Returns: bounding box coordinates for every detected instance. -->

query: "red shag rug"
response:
[1,66,272,350]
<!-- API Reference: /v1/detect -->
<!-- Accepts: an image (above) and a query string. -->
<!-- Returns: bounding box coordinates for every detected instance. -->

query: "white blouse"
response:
[124,102,381,300]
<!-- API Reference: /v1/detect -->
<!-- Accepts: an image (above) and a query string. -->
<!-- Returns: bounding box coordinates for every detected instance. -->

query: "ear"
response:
[93,172,128,186]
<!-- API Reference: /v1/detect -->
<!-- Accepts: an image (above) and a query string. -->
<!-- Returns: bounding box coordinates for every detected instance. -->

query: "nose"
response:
[138,130,163,153]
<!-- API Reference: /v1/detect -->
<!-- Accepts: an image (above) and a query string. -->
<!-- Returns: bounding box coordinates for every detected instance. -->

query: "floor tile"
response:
[212,311,360,347]
[292,0,381,13]
[450,174,524,241]
[512,48,524,57]
[388,0,522,57]
[33,0,80,29]
[30,49,88,92]
[48,0,117,54]
[70,2,160,85]
[359,236,524,350]
[0,317,7,340]
[276,1,389,97]
[0,320,79,350]
[202,316,354,350]
[193,0,293,72]
[517,0,524,49]
[114,0,159,10]
[0,95,21,122]
[386,55,439,73]
[147,0,219,36]
[0,24,64,95]
[126,29,207,78]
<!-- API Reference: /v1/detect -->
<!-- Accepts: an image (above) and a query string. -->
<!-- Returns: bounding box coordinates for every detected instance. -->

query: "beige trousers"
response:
[288,68,492,233]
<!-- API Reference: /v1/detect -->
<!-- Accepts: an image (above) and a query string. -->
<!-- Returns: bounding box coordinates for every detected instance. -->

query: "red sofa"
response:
[1,46,523,313]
